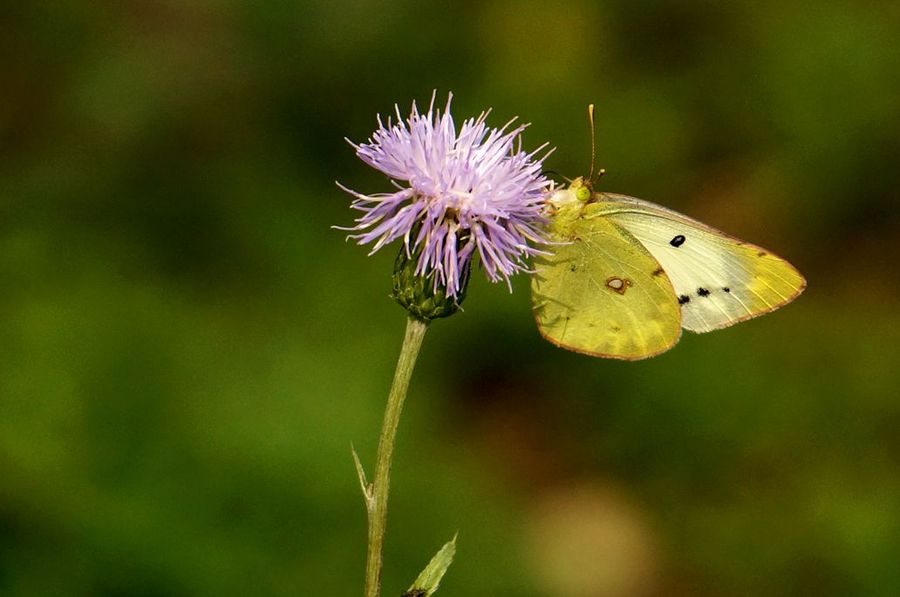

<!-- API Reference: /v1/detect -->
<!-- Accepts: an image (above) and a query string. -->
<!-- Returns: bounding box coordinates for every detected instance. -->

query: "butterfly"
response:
[531,111,805,359]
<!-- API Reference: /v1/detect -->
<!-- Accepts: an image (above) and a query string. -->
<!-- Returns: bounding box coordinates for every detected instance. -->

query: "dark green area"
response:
[1,1,899,595]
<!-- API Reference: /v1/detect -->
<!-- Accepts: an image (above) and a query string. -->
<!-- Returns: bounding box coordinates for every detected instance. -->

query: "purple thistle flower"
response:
[338,93,551,298]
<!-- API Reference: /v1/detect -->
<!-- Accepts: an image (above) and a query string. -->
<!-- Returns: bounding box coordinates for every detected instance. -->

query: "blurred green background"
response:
[2,1,899,595]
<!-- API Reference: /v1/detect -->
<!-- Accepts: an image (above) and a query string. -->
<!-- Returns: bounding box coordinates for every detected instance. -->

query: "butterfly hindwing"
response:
[595,193,806,333]
[531,210,682,360]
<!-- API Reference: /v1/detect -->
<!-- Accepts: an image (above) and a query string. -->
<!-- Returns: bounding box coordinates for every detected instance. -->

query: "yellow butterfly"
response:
[531,110,806,360]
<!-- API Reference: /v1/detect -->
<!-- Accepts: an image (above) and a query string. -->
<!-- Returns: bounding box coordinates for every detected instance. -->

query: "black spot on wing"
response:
[678,295,690,305]
[723,287,731,293]
[652,267,665,277]
[670,235,686,247]
[569,264,577,272]
[697,287,710,297]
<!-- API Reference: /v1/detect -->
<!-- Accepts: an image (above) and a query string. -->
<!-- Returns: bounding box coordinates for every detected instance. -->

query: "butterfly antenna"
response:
[587,103,596,181]
[587,104,606,185]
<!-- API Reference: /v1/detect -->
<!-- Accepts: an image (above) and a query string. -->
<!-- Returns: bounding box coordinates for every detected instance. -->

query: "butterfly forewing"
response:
[531,213,682,359]
[594,193,806,333]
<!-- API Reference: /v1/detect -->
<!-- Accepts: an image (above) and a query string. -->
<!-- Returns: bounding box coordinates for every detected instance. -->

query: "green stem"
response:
[364,315,429,597]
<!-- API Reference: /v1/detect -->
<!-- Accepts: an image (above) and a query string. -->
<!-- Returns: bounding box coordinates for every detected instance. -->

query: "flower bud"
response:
[392,244,469,322]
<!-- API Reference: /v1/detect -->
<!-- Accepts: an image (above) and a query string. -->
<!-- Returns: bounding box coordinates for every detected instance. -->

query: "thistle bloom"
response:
[339,93,551,298]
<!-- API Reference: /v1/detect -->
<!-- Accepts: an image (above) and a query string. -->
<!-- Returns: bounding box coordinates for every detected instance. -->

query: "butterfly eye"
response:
[575,186,591,202]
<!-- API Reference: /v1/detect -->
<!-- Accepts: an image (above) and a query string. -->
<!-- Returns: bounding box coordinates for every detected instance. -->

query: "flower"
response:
[338,93,551,298]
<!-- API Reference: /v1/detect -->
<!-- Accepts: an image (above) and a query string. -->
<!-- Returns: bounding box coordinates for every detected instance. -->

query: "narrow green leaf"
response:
[402,534,457,597]
[351,443,371,503]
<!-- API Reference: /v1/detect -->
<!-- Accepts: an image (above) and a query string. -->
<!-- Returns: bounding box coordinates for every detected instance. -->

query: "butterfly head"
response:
[572,177,593,202]
[546,175,598,208]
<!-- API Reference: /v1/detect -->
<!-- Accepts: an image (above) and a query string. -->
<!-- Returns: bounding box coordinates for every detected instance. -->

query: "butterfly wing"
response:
[531,212,682,360]
[595,193,806,333]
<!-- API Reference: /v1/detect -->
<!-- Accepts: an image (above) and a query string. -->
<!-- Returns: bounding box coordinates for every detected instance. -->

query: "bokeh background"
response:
[2,1,899,595]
